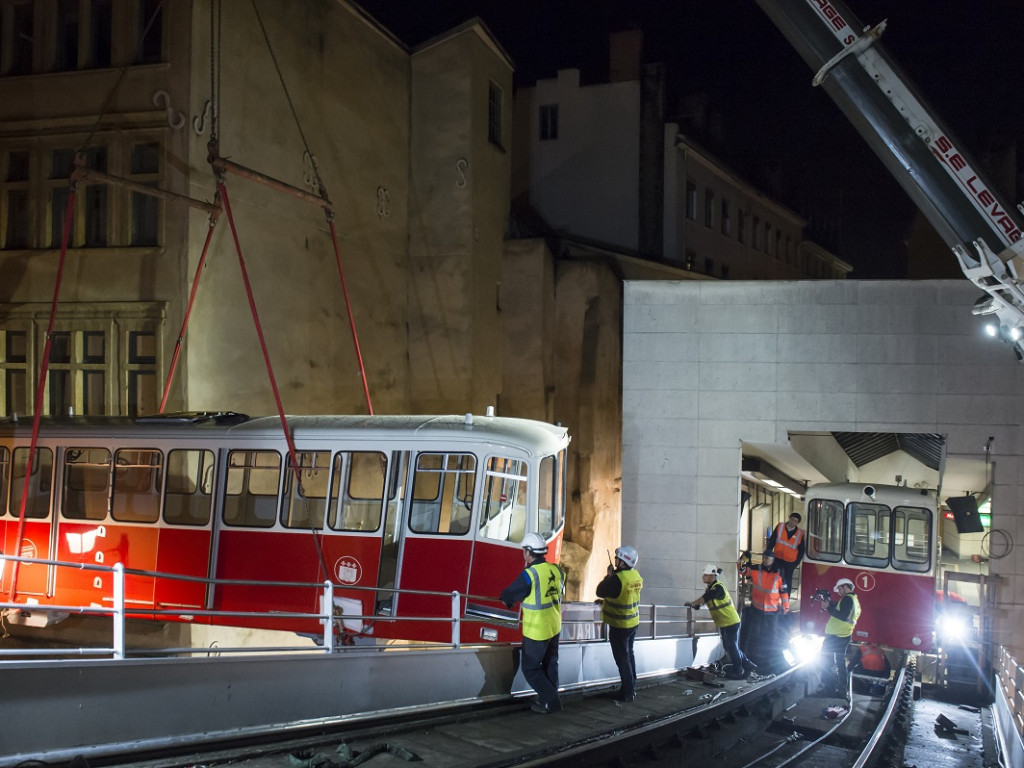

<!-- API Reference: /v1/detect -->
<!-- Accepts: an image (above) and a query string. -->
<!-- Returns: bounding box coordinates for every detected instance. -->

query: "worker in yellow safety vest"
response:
[816,577,862,698]
[501,532,566,714]
[597,545,644,702]
[686,563,757,679]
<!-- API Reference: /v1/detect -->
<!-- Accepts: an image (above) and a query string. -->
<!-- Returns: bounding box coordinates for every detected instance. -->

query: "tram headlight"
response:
[935,612,971,644]
[788,632,824,662]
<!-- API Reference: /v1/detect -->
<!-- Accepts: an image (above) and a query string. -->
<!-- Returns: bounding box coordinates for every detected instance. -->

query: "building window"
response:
[3,139,162,251]
[136,0,163,64]
[721,199,731,236]
[90,0,113,68]
[763,222,772,255]
[130,142,161,246]
[704,188,714,228]
[721,264,730,279]
[488,81,503,147]
[684,249,695,271]
[0,304,163,417]
[752,215,760,250]
[54,0,80,71]
[704,257,714,275]
[539,104,559,141]
[737,209,746,244]
[126,329,157,415]
[1,1,35,76]
[685,182,697,221]
[1,329,27,415]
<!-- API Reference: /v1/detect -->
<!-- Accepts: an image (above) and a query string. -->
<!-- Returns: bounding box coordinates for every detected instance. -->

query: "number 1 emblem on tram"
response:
[0,411,569,645]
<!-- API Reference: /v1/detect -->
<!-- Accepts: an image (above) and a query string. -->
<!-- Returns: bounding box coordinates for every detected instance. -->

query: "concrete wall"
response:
[622,278,1024,658]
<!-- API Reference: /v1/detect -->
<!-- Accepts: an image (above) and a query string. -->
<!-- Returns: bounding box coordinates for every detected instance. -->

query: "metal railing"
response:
[0,554,716,660]
[996,647,1024,744]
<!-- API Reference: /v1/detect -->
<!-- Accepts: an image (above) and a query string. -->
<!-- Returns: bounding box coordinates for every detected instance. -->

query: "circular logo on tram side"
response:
[18,541,38,560]
[854,571,877,592]
[334,556,362,585]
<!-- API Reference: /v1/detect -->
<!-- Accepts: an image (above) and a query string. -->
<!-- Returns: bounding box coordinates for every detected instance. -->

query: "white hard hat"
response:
[615,545,639,568]
[834,578,855,591]
[703,563,720,576]
[522,532,548,555]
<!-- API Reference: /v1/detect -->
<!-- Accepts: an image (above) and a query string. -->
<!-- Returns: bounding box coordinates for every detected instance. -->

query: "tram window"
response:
[846,502,890,568]
[328,451,385,532]
[409,452,476,535]
[892,506,931,573]
[282,450,330,529]
[223,450,281,528]
[111,448,162,523]
[538,451,565,534]
[10,448,53,519]
[479,456,527,544]
[806,498,843,562]
[62,448,111,520]
[0,447,8,516]
[164,449,214,525]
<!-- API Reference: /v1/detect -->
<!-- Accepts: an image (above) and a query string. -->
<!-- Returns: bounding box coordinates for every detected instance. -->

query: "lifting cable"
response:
[249,0,374,416]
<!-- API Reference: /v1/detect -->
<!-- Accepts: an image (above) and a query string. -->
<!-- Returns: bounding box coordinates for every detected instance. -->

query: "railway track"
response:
[97,660,915,768]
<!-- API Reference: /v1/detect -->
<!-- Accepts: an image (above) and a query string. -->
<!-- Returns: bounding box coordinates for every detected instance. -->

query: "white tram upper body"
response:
[0,411,569,644]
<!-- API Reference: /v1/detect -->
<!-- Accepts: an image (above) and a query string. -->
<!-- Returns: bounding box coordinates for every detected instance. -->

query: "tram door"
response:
[154,448,215,609]
[2,447,54,598]
[373,450,408,613]
[390,450,477,642]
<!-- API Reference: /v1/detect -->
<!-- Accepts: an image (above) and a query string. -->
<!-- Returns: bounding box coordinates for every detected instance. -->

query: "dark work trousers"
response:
[821,633,852,693]
[719,622,751,677]
[775,560,797,597]
[608,625,638,698]
[749,609,779,669]
[521,634,562,710]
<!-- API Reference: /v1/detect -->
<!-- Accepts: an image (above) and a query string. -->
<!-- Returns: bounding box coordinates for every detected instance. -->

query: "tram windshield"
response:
[538,450,566,534]
[807,492,932,573]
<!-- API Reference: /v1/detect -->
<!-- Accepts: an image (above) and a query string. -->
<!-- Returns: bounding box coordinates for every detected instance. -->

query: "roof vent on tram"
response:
[465,412,474,426]
[486,405,495,417]
[863,485,876,498]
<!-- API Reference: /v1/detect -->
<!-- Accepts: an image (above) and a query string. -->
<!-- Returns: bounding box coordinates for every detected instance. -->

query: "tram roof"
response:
[805,482,938,506]
[0,412,570,456]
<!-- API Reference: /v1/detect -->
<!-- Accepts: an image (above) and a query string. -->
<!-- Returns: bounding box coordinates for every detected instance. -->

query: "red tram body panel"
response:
[0,412,570,646]
[798,482,938,653]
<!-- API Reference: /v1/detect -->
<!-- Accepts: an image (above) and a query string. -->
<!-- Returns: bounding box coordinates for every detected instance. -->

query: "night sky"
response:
[356,1,1024,278]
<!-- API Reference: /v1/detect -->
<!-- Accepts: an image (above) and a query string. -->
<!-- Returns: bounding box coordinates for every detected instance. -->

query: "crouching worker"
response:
[501,532,566,714]
[686,563,756,679]
[597,545,643,702]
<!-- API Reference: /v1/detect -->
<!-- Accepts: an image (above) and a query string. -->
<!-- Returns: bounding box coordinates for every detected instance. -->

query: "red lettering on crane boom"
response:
[933,136,1022,245]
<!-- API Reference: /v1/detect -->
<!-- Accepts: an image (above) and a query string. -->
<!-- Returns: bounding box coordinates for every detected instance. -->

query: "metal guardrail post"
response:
[651,604,658,639]
[112,563,125,660]
[451,592,460,648]
[322,581,334,654]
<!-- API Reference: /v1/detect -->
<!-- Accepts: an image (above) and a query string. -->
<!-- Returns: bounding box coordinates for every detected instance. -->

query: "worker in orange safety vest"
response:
[738,553,789,673]
[765,513,804,598]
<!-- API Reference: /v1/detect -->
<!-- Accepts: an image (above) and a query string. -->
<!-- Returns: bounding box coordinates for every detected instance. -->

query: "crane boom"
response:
[757,0,1024,358]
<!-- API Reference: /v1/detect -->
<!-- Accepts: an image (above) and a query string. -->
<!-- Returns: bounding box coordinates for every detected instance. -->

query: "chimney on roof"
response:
[609,28,642,83]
